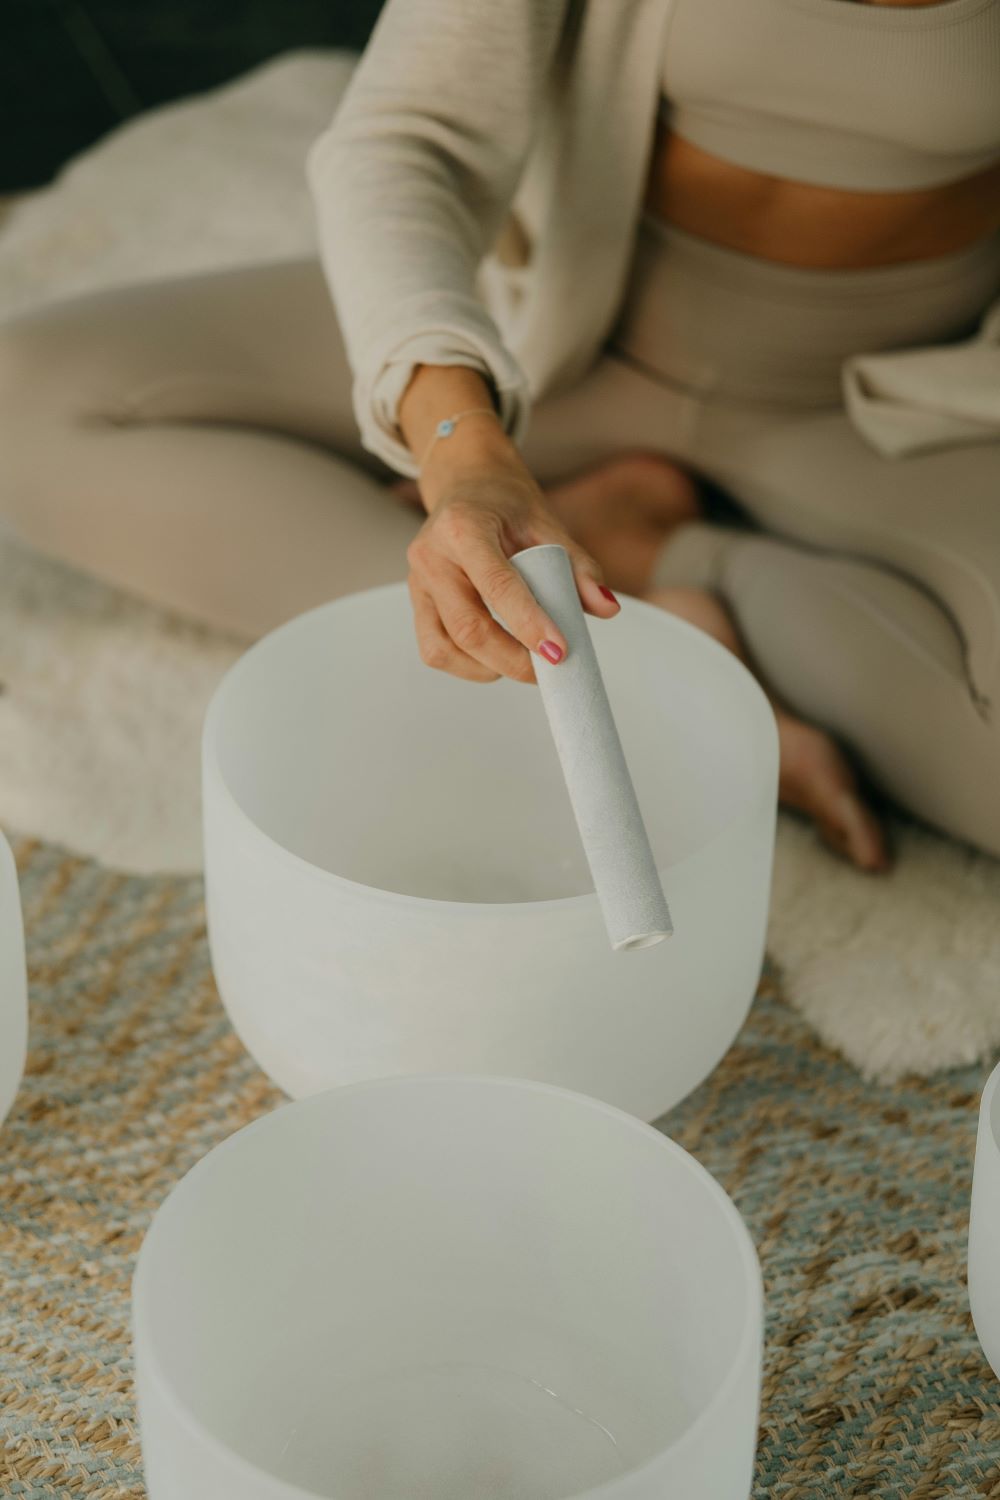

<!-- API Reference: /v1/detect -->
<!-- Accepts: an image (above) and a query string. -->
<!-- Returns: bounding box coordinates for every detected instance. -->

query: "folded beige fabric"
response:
[843,298,1000,458]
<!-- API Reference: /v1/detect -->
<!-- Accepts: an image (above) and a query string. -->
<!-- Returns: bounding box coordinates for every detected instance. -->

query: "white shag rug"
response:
[1,51,997,1083]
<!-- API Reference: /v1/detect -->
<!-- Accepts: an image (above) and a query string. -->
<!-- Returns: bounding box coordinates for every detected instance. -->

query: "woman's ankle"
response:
[647,518,735,595]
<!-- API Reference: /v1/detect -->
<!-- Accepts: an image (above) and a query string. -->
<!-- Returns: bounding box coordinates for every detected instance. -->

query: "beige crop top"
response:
[662,0,1000,190]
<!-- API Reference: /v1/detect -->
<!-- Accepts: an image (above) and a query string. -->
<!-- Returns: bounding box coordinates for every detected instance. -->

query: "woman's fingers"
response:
[406,476,623,687]
[411,503,568,673]
[457,530,569,666]
[530,518,621,618]
[433,563,538,683]
[407,576,501,683]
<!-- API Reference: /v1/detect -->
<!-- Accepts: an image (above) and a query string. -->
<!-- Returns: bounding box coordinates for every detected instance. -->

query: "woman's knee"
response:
[0,314,70,528]
[0,300,129,552]
[0,311,50,411]
[0,277,181,435]
[0,303,99,432]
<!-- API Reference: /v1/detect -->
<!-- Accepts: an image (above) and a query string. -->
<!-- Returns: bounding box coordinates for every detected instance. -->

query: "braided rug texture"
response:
[1,835,999,1499]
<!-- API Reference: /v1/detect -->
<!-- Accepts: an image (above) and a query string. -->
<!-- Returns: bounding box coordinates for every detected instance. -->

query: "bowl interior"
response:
[208,587,773,904]
[137,1079,756,1500]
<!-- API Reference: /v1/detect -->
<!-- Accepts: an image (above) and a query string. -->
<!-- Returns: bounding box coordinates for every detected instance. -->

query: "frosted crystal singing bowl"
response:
[203,584,778,1120]
[132,1075,764,1500]
[0,830,27,1125]
[969,1060,1000,1382]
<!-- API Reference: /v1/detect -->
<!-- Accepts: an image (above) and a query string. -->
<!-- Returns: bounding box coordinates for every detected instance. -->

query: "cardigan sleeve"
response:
[306,0,570,477]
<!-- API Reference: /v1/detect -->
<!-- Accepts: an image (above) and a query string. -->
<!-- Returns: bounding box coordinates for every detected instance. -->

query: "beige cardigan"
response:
[306,0,1000,478]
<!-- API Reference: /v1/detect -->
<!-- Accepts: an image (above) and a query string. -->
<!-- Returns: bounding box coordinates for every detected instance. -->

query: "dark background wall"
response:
[2,0,384,191]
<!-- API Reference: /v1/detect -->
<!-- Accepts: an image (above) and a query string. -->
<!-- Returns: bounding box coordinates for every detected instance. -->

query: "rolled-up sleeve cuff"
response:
[354,324,532,478]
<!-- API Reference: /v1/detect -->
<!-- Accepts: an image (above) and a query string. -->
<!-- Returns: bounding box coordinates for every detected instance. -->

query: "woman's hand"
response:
[407,444,618,684]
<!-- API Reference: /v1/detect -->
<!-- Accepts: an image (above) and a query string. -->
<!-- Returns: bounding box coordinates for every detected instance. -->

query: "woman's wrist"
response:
[398,362,528,512]
[419,421,532,512]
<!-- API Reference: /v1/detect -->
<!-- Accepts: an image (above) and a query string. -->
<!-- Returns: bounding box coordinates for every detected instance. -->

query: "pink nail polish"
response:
[539,640,564,664]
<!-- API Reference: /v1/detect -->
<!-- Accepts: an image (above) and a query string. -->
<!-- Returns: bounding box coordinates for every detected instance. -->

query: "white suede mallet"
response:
[510,544,673,952]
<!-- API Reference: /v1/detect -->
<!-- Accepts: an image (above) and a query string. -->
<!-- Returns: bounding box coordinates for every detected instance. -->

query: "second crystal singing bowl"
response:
[132,1075,764,1500]
[202,584,779,1120]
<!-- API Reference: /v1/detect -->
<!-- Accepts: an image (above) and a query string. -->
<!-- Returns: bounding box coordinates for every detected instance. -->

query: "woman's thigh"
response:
[0,259,422,636]
[689,399,1000,713]
[1,256,382,473]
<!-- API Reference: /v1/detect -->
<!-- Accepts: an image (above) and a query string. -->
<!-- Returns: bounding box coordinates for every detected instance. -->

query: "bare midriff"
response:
[645,0,1000,269]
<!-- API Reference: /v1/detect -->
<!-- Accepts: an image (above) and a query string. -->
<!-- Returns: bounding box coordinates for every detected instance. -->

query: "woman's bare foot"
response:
[541,453,701,596]
[645,584,890,873]
[392,452,700,597]
[775,715,889,871]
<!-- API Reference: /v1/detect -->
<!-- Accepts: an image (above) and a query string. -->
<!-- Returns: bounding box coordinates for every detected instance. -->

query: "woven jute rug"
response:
[1,835,998,1499]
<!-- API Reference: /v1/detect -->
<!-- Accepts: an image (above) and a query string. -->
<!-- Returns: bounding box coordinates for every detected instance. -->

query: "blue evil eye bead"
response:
[437,418,456,437]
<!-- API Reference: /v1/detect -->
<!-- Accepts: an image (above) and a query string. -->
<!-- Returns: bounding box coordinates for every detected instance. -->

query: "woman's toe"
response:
[778,718,891,873]
[822,790,890,872]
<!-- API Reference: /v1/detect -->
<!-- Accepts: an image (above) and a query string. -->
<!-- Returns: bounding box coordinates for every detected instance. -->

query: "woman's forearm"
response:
[306,0,569,476]
[398,364,533,513]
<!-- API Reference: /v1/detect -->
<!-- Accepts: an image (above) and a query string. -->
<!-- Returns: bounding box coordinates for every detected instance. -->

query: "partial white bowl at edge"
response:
[970,1059,1000,1382]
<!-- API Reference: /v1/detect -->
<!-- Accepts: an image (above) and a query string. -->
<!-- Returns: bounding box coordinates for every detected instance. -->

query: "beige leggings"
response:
[0,241,998,854]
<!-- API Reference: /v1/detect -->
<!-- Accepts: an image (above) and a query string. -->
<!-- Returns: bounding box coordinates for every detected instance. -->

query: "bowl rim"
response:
[132,1071,764,1500]
[202,584,779,915]
[982,1059,1000,1155]
[0,828,28,1125]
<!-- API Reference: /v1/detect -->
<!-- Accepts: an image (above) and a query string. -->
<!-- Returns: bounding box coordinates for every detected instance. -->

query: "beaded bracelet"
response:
[417,407,500,475]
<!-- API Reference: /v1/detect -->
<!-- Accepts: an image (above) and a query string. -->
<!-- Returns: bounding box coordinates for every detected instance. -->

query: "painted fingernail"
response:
[598,585,619,605]
[539,640,564,664]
